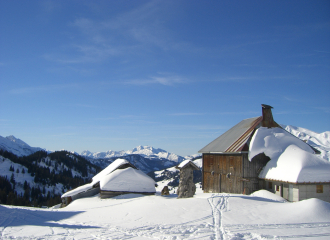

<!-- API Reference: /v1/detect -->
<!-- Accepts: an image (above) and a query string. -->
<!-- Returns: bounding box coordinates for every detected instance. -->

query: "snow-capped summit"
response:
[81,145,184,163]
[281,124,330,162]
[129,146,183,162]
[0,135,44,157]
[6,135,31,147]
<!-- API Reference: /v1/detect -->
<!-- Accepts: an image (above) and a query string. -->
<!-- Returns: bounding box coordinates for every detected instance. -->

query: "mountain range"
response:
[0,124,329,207]
[0,135,199,172]
[1,124,328,163]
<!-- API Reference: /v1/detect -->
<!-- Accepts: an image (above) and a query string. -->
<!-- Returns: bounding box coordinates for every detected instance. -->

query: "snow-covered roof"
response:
[61,159,155,198]
[62,183,94,198]
[177,160,200,170]
[249,127,330,183]
[92,158,133,183]
[100,168,156,193]
[61,159,136,198]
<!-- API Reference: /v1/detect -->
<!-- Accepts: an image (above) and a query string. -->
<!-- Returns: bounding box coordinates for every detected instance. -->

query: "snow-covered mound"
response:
[281,124,330,162]
[81,145,184,163]
[0,135,44,157]
[249,127,330,183]
[251,189,287,202]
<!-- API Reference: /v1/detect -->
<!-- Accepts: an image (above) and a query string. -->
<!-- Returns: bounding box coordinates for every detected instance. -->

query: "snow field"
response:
[1,190,330,240]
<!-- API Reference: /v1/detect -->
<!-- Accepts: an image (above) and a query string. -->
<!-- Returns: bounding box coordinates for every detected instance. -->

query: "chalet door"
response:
[220,156,242,194]
[203,154,221,193]
[203,172,221,193]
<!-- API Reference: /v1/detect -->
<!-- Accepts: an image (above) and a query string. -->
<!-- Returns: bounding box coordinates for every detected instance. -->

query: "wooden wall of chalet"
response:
[202,153,270,194]
[203,154,243,194]
[241,153,270,194]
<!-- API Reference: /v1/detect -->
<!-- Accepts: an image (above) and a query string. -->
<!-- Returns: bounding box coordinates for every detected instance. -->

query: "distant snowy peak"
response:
[81,145,184,163]
[281,124,330,162]
[81,150,127,159]
[6,135,30,148]
[0,135,44,157]
[281,125,330,146]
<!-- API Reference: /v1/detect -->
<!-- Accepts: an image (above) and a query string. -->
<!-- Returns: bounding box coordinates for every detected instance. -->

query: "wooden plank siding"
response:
[202,153,270,194]
[203,154,243,194]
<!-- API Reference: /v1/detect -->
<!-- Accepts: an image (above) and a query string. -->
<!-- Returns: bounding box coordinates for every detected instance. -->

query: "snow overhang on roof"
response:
[61,183,94,198]
[92,158,136,183]
[198,116,262,153]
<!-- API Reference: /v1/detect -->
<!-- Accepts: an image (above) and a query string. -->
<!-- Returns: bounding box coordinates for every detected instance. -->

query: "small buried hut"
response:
[198,104,322,197]
[61,159,156,206]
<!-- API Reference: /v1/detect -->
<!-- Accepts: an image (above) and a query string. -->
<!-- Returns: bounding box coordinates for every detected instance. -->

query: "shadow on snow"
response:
[0,205,100,229]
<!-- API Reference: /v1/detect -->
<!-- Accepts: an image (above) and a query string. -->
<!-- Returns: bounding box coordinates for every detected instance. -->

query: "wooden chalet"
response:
[198,104,281,195]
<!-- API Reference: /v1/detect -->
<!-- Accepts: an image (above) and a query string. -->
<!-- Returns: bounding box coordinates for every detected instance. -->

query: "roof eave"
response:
[200,151,249,154]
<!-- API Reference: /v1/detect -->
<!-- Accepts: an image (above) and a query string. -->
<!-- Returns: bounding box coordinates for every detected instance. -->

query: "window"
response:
[316,185,323,193]
[268,182,272,189]
[276,185,280,191]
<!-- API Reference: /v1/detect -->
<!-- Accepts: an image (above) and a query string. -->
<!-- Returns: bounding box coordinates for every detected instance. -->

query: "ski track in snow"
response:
[207,194,229,240]
[224,222,330,240]
[2,194,330,239]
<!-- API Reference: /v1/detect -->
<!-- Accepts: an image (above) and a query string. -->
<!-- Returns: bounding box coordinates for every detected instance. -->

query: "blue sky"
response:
[1,0,329,156]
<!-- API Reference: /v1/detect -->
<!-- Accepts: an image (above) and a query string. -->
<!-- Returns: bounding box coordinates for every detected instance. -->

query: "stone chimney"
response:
[261,104,278,128]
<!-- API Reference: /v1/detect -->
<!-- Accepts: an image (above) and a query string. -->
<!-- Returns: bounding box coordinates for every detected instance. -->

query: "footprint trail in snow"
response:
[207,194,229,240]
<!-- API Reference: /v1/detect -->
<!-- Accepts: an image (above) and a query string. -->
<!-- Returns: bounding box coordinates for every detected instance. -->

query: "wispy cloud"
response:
[315,50,330,54]
[170,110,261,116]
[169,113,205,116]
[40,0,59,13]
[43,44,120,64]
[44,1,196,64]
[9,83,79,95]
[276,111,314,115]
[275,21,330,37]
[69,104,101,109]
[293,64,326,68]
[50,132,77,137]
[283,96,307,103]
[209,74,297,83]
[123,75,187,86]
[315,107,330,113]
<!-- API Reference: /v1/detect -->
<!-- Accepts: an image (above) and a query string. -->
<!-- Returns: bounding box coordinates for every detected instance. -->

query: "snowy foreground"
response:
[1,189,330,240]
